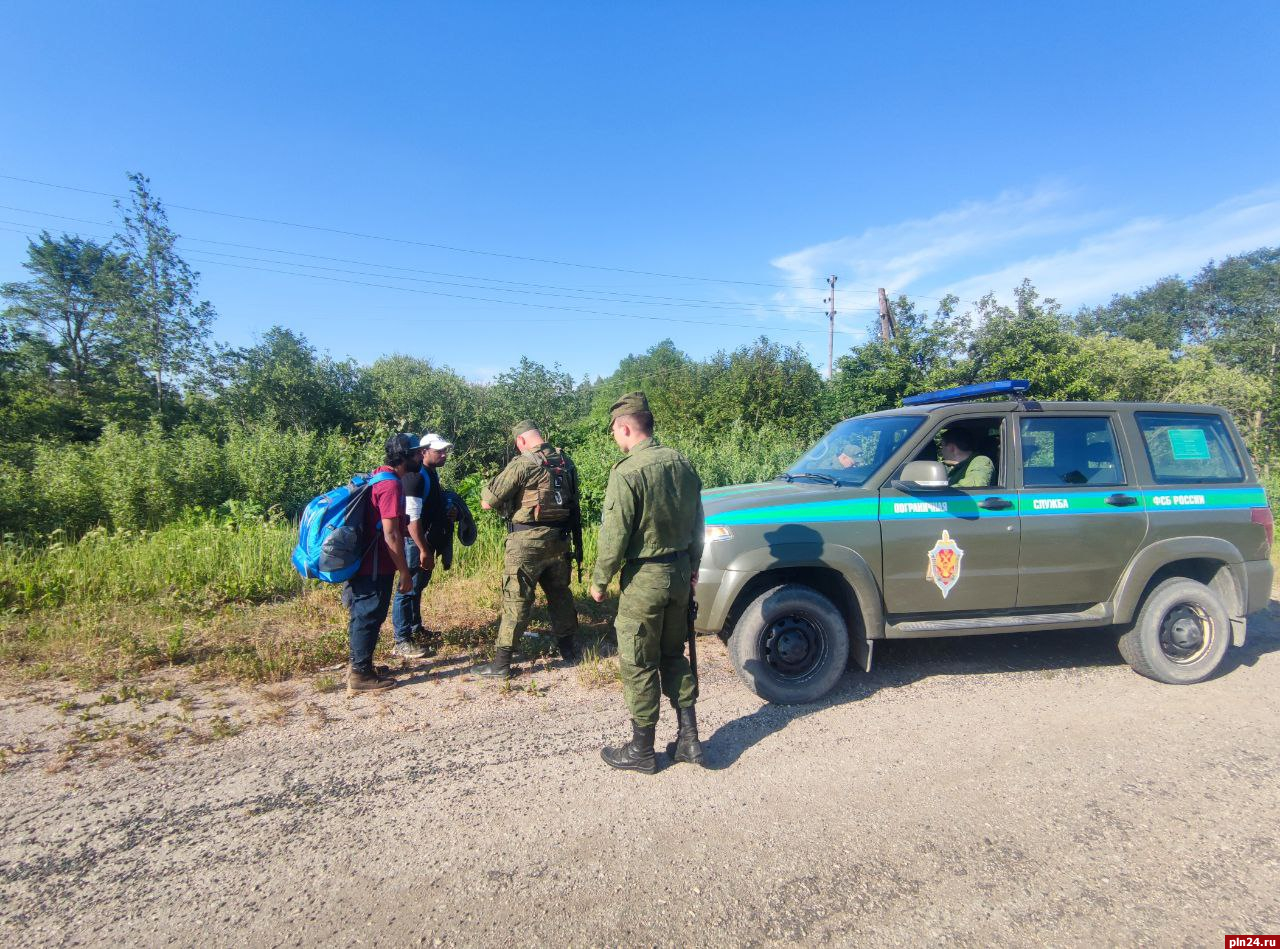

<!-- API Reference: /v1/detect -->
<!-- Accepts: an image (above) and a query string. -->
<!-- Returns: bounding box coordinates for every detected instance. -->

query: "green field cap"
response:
[608,391,650,423]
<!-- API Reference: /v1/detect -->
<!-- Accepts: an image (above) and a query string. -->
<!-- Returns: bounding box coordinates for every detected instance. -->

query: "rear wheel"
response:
[1117,577,1230,684]
[728,584,849,704]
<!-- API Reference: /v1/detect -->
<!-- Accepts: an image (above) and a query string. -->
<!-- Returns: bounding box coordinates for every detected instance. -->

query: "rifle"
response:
[567,462,584,583]
[569,497,584,583]
[687,589,700,700]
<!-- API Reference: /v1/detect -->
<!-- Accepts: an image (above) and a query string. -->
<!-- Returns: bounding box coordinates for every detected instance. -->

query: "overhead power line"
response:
[0,214,876,332]
[0,172,852,292]
[180,252,866,337]
[0,203,875,315]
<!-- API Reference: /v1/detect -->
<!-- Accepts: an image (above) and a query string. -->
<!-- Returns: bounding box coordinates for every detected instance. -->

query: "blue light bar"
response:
[902,379,1030,406]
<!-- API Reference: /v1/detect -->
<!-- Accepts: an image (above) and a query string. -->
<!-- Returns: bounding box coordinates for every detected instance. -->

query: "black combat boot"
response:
[557,635,580,664]
[601,721,657,774]
[671,705,705,766]
[473,646,517,679]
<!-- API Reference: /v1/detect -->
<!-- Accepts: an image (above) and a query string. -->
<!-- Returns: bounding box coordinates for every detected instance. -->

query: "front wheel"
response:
[729,584,850,704]
[1117,577,1231,684]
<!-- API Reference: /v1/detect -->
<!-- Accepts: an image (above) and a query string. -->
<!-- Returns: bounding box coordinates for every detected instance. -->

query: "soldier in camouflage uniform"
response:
[591,392,706,773]
[473,420,581,679]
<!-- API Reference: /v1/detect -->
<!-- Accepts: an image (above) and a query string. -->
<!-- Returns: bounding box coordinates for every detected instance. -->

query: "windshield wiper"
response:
[774,473,795,483]
[787,472,841,486]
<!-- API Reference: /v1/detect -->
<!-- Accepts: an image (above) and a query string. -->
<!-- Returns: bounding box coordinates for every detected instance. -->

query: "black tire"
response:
[728,584,850,704]
[1117,577,1230,684]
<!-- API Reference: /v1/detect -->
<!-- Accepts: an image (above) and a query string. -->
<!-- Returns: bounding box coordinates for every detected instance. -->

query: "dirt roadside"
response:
[2,591,1278,948]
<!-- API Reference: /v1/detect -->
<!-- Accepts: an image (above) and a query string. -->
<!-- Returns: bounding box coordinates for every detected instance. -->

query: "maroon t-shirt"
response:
[357,466,404,576]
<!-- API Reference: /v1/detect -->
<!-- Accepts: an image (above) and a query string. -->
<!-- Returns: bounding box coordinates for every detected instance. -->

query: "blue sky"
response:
[3,1,1279,382]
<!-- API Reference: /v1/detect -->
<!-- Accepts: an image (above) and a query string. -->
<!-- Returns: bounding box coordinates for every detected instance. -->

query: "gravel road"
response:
[3,592,1278,948]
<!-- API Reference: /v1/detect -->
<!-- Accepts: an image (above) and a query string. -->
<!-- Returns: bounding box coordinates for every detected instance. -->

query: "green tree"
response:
[0,232,132,391]
[703,337,825,436]
[594,339,708,433]
[219,326,367,431]
[955,286,1097,400]
[1189,248,1280,457]
[1073,335,1177,401]
[830,295,967,416]
[115,173,216,416]
[0,233,152,439]
[1075,276,1195,352]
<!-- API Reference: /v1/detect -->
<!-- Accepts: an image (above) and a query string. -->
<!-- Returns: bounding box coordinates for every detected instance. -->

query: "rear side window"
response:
[1019,416,1125,487]
[1135,412,1244,484]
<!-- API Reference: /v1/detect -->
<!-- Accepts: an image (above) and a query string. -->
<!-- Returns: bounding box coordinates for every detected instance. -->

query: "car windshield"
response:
[784,415,925,486]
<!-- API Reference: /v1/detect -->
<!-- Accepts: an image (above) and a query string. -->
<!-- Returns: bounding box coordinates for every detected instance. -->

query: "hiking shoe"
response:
[347,668,395,695]
[393,641,429,659]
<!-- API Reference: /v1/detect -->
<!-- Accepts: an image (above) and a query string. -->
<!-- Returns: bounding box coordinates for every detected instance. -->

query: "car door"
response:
[879,414,1020,614]
[1015,413,1149,608]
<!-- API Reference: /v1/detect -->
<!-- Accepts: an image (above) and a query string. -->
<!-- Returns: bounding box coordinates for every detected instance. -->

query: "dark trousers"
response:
[345,572,394,672]
[392,538,434,642]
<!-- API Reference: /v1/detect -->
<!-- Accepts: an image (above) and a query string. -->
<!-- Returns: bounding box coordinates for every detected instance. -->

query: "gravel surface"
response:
[2,592,1278,948]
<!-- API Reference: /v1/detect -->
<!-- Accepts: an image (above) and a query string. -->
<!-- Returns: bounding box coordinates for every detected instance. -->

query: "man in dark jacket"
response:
[392,433,455,657]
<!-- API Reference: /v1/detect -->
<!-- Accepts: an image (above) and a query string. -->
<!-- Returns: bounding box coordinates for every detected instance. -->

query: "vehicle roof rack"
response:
[901,379,1031,407]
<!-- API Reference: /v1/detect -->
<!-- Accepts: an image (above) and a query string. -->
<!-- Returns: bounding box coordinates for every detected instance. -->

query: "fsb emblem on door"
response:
[926,530,965,598]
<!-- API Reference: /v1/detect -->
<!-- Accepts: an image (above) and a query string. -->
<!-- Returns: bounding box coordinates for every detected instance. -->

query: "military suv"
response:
[694,380,1275,704]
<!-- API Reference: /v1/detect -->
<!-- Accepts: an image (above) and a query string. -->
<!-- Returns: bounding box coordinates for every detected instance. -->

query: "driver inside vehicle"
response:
[939,428,995,487]
[834,443,862,468]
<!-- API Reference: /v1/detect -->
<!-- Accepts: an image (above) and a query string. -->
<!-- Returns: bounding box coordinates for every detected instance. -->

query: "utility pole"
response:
[824,275,837,380]
[877,287,896,341]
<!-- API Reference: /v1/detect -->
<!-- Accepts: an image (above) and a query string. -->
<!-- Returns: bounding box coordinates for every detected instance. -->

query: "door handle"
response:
[1105,493,1139,507]
[978,497,1013,510]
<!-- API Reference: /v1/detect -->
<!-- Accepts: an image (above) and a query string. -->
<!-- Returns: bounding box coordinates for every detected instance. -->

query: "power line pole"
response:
[824,274,837,380]
[878,287,896,341]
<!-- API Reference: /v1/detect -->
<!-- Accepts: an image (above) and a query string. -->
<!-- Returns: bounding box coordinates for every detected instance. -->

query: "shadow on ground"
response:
[703,595,1280,771]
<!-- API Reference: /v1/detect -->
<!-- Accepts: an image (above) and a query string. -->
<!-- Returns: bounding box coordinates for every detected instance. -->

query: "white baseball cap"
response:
[418,433,453,451]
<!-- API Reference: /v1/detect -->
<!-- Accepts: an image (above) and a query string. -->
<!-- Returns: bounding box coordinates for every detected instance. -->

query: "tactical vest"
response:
[519,446,576,523]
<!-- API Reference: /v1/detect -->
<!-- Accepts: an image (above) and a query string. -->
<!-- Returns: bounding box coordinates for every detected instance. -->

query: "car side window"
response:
[1020,416,1125,487]
[903,416,1003,488]
[1135,412,1244,484]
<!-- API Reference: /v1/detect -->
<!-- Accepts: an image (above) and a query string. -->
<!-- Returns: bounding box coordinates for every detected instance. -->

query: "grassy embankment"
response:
[0,514,614,687]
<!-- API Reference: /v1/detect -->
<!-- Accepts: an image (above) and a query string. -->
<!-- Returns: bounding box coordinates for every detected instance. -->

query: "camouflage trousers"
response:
[496,531,578,649]
[615,559,696,727]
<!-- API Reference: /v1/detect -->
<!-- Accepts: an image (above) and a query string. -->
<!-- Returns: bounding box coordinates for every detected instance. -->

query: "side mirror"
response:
[893,460,950,490]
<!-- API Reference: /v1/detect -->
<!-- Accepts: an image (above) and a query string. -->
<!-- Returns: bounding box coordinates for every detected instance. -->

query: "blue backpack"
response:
[291,471,400,583]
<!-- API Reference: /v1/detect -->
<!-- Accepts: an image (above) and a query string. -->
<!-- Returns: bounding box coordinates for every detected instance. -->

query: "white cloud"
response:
[771,183,1280,319]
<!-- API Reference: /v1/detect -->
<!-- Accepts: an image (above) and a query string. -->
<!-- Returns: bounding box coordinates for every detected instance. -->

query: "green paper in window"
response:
[1167,427,1210,461]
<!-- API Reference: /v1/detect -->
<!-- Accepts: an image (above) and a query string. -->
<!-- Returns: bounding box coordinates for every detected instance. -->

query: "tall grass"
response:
[0,419,804,537]
[0,516,300,613]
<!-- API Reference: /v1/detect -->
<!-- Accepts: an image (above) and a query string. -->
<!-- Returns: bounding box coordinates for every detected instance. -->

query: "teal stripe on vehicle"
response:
[705,484,1268,527]
[1141,486,1266,511]
[707,497,879,526]
[1019,490,1147,516]
[877,494,1019,520]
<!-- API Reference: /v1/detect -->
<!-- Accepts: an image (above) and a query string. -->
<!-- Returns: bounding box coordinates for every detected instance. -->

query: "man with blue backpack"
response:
[342,433,420,693]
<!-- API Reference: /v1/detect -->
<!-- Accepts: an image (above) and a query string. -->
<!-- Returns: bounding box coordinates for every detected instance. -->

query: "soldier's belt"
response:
[631,550,686,565]
[508,521,569,534]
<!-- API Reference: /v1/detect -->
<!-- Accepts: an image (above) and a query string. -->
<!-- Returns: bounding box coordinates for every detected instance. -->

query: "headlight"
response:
[704,525,733,543]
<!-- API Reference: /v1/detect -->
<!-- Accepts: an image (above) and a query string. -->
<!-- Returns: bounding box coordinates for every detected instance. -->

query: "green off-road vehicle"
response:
[694,380,1275,704]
